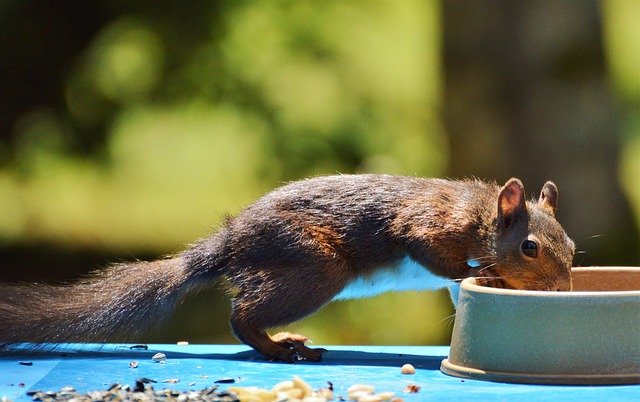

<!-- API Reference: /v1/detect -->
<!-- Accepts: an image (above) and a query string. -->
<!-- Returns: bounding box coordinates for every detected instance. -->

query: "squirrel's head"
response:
[480,178,575,291]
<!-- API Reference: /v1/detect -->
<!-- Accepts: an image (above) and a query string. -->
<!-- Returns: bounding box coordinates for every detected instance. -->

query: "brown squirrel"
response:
[0,175,575,362]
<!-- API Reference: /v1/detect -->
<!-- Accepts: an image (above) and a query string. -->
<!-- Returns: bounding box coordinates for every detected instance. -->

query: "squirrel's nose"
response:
[557,277,573,291]
[549,277,572,291]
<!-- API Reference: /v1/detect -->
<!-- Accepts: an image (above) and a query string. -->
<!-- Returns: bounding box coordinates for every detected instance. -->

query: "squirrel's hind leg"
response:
[230,316,299,362]
[230,307,327,362]
[228,261,347,362]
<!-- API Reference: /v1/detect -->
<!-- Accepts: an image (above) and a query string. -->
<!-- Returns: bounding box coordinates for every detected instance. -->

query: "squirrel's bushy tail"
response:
[0,225,234,346]
[0,256,202,345]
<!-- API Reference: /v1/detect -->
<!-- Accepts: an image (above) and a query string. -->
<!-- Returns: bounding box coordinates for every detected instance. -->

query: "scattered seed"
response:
[139,377,157,384]
[228,386,276,401]
[302,397,327,402]
[215,377,236,384]
[347,384,378,401]
[358,396,383,402]
[108,383,122,392]
[280,388,304,399]
[133,380,145,392]
[293,375,313,398]
[177,341,189,346]
[152,352,166,362]
[375,391,396,400]
[228,375,358,402]
[129,361,139,368]
[347,384,376,394]
[129,344,148,350]
[316,387,334,400]
[402,384,420,394]
[18,361,33,366]
[271,380,293,392]
[27,382,240,402]
[26,374,402,402]
[400,364,415,375]
[202,386,220,396]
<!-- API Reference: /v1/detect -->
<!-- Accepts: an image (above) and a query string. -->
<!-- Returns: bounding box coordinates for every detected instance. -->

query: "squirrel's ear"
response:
[497,178,527,227]
[538,181,558,216]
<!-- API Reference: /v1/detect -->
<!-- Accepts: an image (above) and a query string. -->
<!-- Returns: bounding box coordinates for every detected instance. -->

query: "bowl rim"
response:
[462,266,640,297]
[440,358,640,385]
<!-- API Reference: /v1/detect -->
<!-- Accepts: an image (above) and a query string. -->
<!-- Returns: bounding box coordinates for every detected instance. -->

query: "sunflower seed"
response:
[400,364,415,374]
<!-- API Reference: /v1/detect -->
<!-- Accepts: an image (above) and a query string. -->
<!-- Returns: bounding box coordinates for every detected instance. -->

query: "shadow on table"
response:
[211,348,445,370]
[1,343,446,370]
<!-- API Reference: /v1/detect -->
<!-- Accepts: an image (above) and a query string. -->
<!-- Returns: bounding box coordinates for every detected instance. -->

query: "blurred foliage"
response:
[442,0,640,267]
[0,0,445,251]
[604,0,640,236]
[0,0,639,346]
[0,0,450,345]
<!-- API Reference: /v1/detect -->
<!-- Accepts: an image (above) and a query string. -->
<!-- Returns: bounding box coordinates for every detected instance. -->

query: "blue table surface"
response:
[1,344,639,401]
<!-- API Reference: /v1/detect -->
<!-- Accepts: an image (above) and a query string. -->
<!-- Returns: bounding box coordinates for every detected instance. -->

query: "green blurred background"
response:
[1,0,639,346]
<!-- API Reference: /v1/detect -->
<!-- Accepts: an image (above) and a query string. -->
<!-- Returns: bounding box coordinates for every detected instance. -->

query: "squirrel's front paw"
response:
[294,345,327,362]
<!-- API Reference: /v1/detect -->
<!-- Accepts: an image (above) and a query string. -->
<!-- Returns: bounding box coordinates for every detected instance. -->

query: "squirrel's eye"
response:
[521,240,538,259]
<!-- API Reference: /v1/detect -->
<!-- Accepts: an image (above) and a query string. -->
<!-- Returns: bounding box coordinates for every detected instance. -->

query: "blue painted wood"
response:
[1,344,639,401]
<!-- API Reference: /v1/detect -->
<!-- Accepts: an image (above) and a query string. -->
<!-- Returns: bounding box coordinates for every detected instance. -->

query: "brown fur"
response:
[0,174,575,362]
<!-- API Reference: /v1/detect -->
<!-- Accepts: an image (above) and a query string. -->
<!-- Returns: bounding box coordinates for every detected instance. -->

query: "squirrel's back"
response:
[216,175,498,279]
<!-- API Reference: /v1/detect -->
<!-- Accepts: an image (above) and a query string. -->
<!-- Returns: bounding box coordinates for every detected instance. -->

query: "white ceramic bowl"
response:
[441,267,640,385]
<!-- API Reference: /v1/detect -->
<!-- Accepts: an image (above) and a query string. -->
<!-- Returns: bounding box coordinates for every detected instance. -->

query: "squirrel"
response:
[0,174,575,362]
